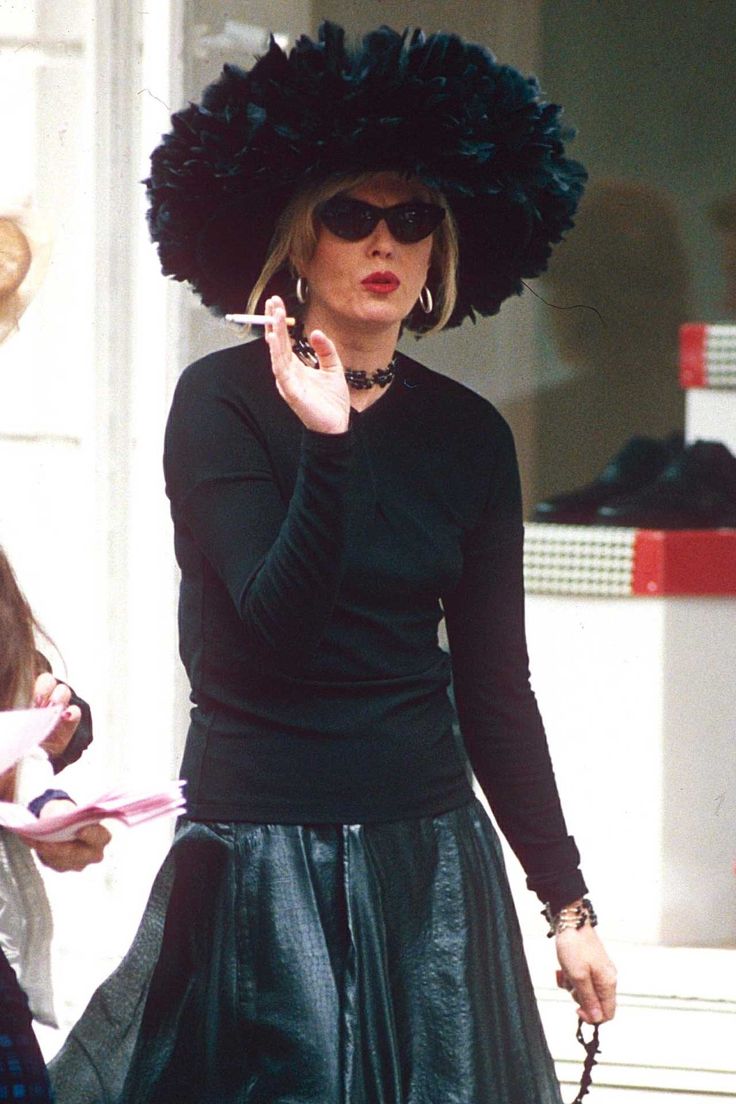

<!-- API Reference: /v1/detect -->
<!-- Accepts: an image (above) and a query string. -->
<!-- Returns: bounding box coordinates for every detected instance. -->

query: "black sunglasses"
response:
[316,196,445,244]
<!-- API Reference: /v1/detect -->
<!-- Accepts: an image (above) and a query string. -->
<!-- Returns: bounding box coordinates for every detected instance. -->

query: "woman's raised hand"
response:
[264,296,350,435]
[33,672,81,762]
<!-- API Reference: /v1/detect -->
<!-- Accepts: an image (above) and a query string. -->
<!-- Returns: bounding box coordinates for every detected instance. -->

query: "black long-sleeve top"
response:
[164,339,586,911]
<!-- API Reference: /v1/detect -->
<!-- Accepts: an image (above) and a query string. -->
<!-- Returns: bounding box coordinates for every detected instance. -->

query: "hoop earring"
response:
[296,276,308,304]
[419,285,433,314]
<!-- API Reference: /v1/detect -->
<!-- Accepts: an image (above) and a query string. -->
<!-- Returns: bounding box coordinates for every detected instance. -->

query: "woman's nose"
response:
[367,219,396,255]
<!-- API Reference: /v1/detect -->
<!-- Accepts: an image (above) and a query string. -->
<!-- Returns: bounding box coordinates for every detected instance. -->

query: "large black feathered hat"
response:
[146,22,586,331]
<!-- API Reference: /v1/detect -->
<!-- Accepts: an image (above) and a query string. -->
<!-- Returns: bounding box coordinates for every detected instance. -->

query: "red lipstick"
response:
[361,271,400,293]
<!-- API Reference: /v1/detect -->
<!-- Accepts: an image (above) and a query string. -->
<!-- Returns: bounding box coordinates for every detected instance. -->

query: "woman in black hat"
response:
[51,24,615,1104]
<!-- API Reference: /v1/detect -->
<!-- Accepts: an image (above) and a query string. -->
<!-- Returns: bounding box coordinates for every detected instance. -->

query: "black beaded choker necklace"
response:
[292,329,397,391]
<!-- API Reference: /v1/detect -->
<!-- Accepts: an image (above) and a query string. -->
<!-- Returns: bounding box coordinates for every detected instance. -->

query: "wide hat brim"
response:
[145,22,586,331]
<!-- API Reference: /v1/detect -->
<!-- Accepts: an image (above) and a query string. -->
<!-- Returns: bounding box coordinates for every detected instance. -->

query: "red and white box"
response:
[680,323,736,390]
[524,523,736,597]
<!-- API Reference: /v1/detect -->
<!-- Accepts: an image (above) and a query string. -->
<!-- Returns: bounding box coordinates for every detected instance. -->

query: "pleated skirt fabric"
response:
[49,799,563,1104]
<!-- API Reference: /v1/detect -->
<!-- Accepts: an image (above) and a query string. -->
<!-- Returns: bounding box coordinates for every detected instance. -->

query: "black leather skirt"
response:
[50,799,562,1104]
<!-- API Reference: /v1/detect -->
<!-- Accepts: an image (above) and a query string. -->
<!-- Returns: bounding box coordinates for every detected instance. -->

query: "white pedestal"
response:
[524,593,736,947]
[686,388,736,452]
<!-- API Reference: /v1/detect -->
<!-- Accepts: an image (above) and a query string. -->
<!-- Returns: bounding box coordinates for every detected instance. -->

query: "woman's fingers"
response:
[557,967,604,1024]
[591,963,618,1022]
[33,821,111,872]
[264,296,292,370]
[263,297,349,433]
[41,705,81,759]
[75,823,112,861]
[569,972,603,1025]
[33,673,72,711]
[48,681,72,708]
[555,927,617,1024]
[308,329,341,372]
[558,965,617,1024]
[31,675,79,757]
[32,672,57,707]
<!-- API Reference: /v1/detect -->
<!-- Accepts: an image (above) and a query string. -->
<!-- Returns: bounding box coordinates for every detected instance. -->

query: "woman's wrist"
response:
[543,897,598,939]
[28,788,74,817]
[303,424,353,449]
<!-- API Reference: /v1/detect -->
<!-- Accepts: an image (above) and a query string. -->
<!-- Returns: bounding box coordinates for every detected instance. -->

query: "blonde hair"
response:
[247,172,459,334]
[0,546,38,710]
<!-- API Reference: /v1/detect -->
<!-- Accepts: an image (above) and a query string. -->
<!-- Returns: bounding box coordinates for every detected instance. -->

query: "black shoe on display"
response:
[532,435,680,524]
[595,440,736,528]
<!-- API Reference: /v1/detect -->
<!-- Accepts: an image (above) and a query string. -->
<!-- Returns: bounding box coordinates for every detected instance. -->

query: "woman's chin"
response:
[350,299,410,329]
[310,295,411,336]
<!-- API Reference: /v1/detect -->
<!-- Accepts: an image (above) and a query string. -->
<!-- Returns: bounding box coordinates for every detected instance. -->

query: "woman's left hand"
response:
[264,296,351,434]
[31,799,111,872]
[555,924,617,1024]
[32,672,81,762]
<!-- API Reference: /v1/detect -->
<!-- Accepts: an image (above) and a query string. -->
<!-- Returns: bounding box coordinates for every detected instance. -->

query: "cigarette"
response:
[225,313,296,327]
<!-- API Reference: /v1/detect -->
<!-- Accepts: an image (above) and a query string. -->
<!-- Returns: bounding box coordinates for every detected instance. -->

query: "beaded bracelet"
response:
[543,897,598,939]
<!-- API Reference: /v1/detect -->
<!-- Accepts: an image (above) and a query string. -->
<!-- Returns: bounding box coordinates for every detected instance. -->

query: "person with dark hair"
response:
[51,24,616,1104]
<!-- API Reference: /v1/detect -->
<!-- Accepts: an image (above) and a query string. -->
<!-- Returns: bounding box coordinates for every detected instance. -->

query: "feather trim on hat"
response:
[146,22,586,330]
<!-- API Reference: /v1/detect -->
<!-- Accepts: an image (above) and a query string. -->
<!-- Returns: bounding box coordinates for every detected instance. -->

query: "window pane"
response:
[1,52,92,438]
[0,0,86,40]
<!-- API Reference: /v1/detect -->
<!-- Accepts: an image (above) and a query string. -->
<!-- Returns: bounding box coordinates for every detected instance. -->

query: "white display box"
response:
[686,388,736,454]
[524,592,736,948]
